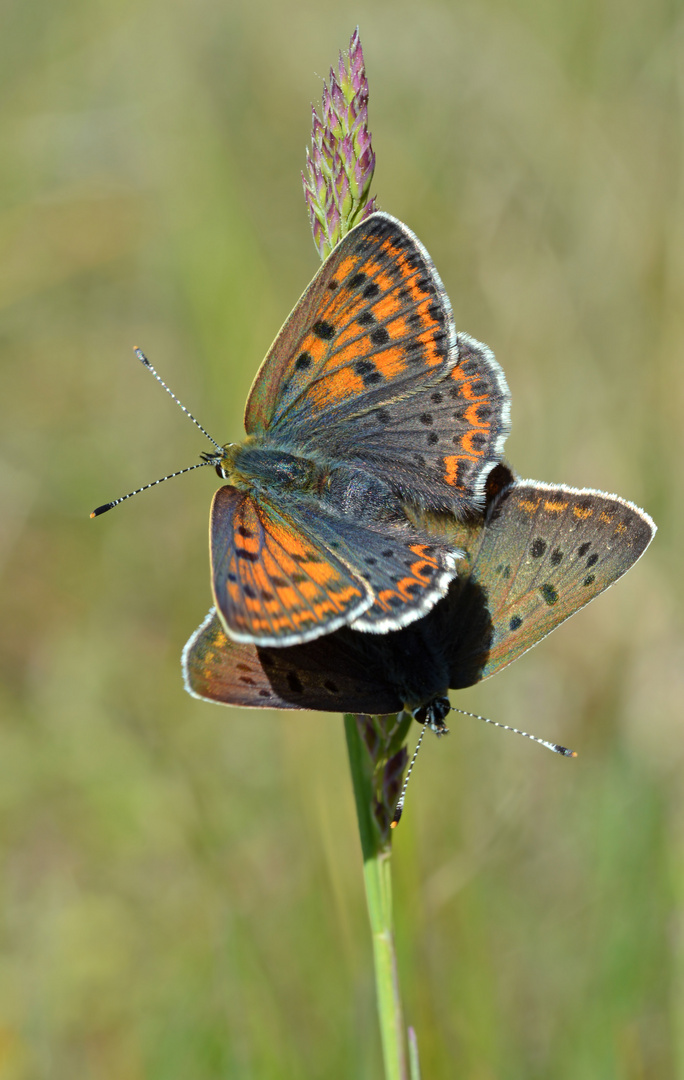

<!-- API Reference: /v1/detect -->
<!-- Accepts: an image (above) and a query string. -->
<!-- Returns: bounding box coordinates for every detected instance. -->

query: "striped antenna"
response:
[90,347,227,518]
[390,701,576,828]
[391,721,427,828]
[134,347,224,453]
[454,708,577,757]
[90,461,214,517]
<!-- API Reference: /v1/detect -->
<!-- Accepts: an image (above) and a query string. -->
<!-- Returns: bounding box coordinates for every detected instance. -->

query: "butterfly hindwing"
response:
[302,332,510,514]
[446,481,657,686]
[183,608,404,715]
[210,485,373,646]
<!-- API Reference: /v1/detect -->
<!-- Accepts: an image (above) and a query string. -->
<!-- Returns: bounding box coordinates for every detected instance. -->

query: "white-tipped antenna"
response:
[391,722,427,828]
[134,348,224,453]
[454,708,577,757]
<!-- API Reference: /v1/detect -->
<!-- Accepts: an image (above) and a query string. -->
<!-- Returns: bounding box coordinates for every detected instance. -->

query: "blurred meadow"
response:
[0,0,683,1076]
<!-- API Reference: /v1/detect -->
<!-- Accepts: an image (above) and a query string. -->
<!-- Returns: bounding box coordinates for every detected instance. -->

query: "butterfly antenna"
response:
[134,347,224,453]
[90,461,214,517]
[454,708,577,757]
[391,722,428,828]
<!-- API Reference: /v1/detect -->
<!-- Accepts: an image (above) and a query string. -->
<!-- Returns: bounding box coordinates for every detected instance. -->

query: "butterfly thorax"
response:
[217,442,321,498]
[217,439,404,524]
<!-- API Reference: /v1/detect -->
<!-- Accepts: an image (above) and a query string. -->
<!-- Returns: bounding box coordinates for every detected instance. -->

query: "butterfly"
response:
[200,211,511,647]
[182,465,656,729]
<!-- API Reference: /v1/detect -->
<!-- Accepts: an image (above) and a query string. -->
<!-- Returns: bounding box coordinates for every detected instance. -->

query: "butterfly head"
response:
[410,695,451,736]
[200,443,238,481]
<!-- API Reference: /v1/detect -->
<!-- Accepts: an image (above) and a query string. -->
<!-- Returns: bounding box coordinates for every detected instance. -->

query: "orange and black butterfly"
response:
[94,213,510,646]
[203,213,510,646]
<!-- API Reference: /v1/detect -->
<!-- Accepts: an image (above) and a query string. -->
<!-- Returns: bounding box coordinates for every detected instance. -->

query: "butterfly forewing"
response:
[448,482,656,684]
[210,485,373,646]
[245,213,458,434]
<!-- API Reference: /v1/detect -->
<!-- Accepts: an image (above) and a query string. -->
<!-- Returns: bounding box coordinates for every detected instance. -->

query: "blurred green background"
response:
[0,0,681,1076]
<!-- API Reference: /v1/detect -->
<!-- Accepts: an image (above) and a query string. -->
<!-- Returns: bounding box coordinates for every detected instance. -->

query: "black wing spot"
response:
[244,585,257,599]
[237,549,259,562]
[348,272,367,288]
[295,352,312,370]
[382,549,394,558]
[355,359,374,375]
[327,279,339,290]
[550,548,563,566]
[365,556,377,566]
[427,431,439,444]
[431,391,443,404]
[539,583,558,605]
[358,311,375,326]
[531,538,547,558]
[363,282,380,300]
[258,689,271,698]
[370,326,390,346]
[583,574,596,587]
[509,616,523,631]
[312,320,335,340]
[578,542,591,557]
[419,413,434,425]
[587,553,599,568]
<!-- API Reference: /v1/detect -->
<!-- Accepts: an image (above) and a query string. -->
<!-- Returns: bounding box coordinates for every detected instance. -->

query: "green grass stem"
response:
[344,713,415,1080]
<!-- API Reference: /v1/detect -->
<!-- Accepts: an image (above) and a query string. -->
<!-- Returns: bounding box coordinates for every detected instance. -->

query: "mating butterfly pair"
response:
[178,213,655,723]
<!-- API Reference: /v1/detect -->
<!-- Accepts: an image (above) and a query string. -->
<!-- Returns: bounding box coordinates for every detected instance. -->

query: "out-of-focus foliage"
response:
[0,1,681,1076]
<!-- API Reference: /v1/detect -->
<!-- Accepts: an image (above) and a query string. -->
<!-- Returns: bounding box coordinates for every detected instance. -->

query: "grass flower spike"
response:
[302,27,377,258]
